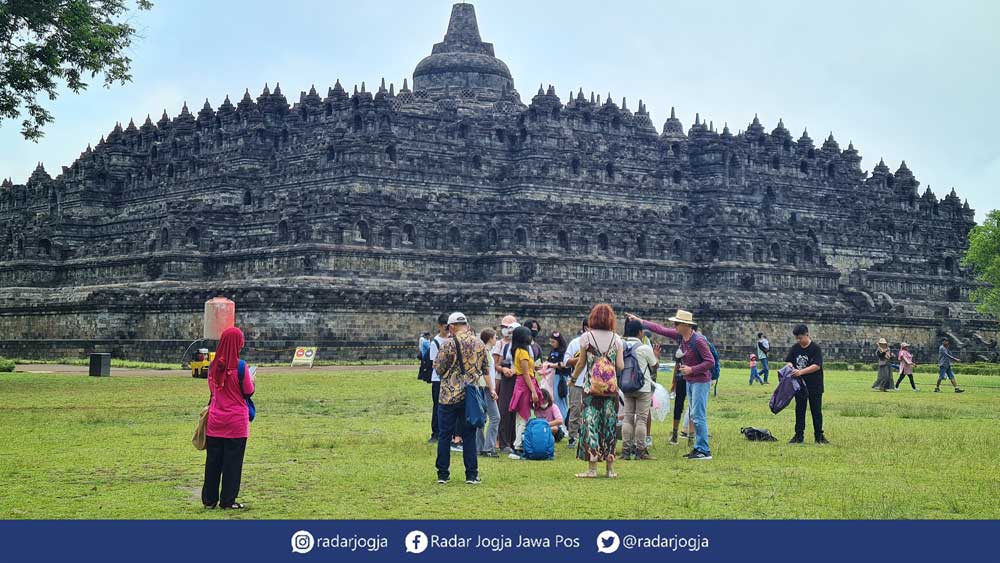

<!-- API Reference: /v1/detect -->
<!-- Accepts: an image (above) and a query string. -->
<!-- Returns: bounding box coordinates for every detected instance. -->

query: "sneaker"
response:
[500,447,513,454]
[645,436,653,448]
[955,388,965,393]
[680,431,690,438]
[567,438,577,448]
[466,477,482,485]
[934,387,941,393]
[436,477,449,484]
[688,450,712,461]
[668,431,678,446]
[621,447,633,461]
[815,435,830,445]
[682,449,698,459]
[428,435,438,443]
[788,435,804,444]
[914,387,920,392]
[480,450,499,458]
[508,452,522,460]
[635,448,656,461]
[450,445,464,453]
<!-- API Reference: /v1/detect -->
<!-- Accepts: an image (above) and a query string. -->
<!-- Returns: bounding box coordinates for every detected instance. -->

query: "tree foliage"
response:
[0,0,153,141]
[963,209,1000,318]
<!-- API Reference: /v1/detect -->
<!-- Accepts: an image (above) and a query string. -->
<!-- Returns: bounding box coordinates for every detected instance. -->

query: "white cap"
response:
[447,312,468,325]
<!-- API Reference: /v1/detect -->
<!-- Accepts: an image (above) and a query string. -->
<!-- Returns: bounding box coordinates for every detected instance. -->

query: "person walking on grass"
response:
[202,326,254,510]
[477,328,502,457]
[757,332,771,383]
[873,338,895,392]
[784,324,829,445]
[427,313,450,443]
[935,338,965,393]
[628,310,716,461]
[571,304,624,477]
[749,353,764,385]
[432,312,490,485]
[621,319,658,461]
[896,342,918,391]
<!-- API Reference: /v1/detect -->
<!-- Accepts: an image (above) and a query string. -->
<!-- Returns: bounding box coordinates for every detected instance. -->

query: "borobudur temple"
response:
[0,3,996,363]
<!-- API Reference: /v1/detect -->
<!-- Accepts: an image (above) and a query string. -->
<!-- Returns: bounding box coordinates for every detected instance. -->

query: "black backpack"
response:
[741,427,777,441]
[417,339,438,383]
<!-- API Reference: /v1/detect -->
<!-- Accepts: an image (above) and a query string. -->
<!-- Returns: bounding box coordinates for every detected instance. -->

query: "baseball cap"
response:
[447,312,468,325]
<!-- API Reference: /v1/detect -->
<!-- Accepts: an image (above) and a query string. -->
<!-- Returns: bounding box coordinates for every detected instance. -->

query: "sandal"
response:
[606,472,619,479]
[575,471,598,478]
[220,503,246,510]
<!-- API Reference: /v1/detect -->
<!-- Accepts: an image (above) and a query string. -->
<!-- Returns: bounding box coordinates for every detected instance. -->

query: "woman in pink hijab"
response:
[202,326,255,509]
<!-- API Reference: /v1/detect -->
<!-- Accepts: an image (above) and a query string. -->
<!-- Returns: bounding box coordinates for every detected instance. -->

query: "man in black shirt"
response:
[783,324,829,445]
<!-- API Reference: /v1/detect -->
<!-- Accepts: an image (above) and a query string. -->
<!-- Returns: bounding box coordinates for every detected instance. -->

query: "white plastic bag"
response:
[651,381,671,422]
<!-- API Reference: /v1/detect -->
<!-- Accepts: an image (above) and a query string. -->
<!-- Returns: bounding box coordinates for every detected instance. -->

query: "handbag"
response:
[192,406,209,450]
[454,334,486,428]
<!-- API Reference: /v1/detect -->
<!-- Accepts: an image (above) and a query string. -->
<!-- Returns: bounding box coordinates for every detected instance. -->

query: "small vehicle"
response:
[190,348,214,379]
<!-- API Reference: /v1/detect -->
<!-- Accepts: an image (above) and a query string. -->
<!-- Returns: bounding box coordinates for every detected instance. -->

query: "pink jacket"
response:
[898,349,914,375]
[207,363,254,439]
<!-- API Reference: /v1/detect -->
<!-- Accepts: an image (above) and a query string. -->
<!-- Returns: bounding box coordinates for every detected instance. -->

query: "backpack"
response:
[741,427,777,441]
[237,360,256,422]
[619,342,647,393]
[681,333,722,381]
[522,415,555,460]
[586,335,619,397]
[417,339,438,383]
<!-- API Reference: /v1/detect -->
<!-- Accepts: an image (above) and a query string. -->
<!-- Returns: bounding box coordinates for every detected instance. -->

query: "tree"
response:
[0,0,153,141]
[963,209,1000,318]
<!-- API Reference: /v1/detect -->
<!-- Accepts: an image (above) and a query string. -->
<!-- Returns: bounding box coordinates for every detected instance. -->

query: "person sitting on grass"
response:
[534,389,566,442]
[935,338,964,393]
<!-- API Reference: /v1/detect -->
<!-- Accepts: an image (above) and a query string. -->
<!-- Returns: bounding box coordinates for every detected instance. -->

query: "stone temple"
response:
[0,3,996,363]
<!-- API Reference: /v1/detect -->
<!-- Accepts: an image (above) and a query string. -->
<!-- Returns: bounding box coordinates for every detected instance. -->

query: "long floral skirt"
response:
[577,395,619,462]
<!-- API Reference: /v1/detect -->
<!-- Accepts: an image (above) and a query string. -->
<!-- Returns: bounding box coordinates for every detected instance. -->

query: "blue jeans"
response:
[687,381,711,455]
[938,365,955,381]
[436,402,478,481]
[749,367,763,385]
[759,357,770,383]
[476,388,501,453]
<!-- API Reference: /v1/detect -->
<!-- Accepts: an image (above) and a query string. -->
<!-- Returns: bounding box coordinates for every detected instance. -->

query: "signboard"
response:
[291,346,318,367]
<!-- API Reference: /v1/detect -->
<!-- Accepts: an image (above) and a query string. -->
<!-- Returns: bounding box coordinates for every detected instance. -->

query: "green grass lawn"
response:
[1,367,998,519]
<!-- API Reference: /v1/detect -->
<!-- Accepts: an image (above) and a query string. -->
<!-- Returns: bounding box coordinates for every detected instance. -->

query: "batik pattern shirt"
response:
[433,330,490,405]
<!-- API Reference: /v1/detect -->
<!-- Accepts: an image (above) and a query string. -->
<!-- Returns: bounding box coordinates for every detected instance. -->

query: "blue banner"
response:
[1,520,996,562]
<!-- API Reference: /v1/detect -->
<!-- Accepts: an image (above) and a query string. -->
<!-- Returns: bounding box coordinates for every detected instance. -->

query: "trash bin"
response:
[89,353,111,377]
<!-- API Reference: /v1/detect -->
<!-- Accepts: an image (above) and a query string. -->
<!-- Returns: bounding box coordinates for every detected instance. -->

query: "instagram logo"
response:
[291,530,315,554]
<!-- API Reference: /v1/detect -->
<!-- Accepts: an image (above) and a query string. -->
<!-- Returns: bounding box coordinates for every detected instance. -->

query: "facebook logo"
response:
[405,530,429,554]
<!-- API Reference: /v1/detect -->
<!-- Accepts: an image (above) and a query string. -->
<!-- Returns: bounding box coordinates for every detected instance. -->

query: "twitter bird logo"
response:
[596,530,620,554]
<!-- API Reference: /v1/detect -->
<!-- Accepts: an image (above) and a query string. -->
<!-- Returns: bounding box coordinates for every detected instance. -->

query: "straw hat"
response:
[668,309,696,325]
[877,337,888,346]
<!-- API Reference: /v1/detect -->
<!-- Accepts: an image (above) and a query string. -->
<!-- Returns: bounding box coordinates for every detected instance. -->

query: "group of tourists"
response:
[423,304,832,484]
[871,337,965,393]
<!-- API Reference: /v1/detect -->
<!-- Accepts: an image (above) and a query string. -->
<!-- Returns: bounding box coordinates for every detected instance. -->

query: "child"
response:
[749,353,764,385]
[534,389,566,442]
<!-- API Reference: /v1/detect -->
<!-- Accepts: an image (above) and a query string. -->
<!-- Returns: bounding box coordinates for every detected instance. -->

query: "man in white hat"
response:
[432,312,490,484]
[626,310,716,460]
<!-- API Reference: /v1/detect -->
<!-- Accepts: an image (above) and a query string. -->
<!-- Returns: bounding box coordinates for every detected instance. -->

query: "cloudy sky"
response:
[2,0,997,220]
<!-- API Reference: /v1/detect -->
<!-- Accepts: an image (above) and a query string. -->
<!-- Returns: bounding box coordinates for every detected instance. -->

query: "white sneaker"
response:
[508,453,522,460]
